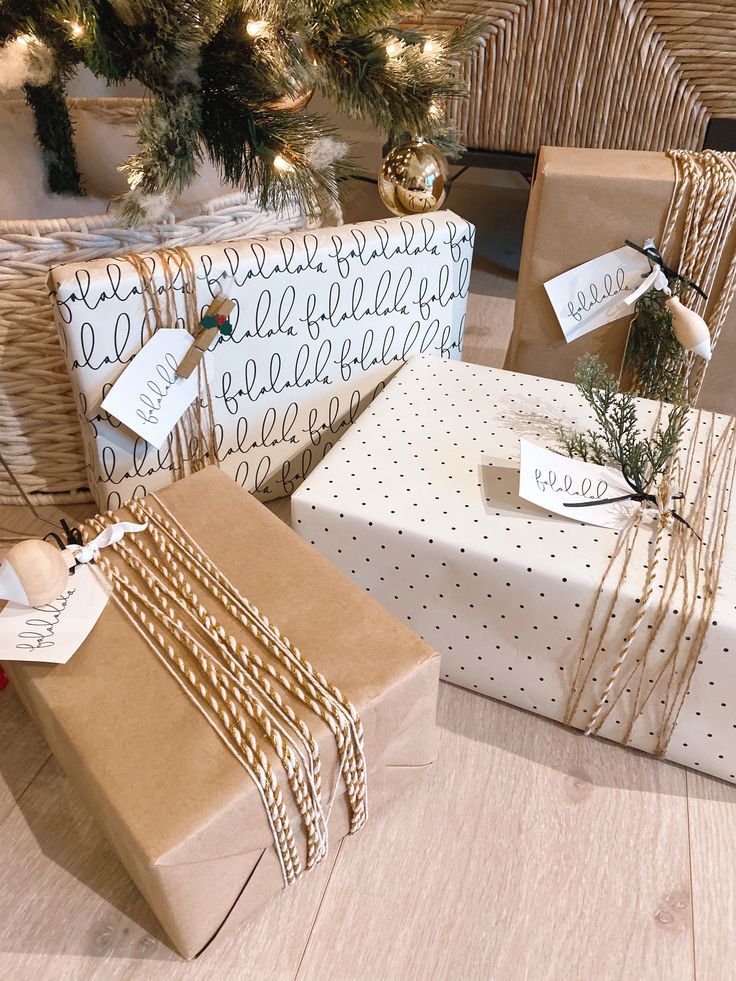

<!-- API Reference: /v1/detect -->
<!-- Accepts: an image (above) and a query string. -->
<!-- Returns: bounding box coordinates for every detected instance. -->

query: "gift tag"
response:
[0,565,111,664]
[100,329,199,449]
[518,439,634,530]
[544,245,652,342]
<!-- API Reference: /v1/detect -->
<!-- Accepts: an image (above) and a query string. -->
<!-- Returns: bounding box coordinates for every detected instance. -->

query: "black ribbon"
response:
[625,239,708,301]
[564,491,702,540]
[44,520,85,574]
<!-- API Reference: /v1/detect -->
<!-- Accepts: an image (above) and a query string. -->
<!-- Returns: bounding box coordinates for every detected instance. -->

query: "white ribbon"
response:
[625,237,670,307]
[65,521,147,565]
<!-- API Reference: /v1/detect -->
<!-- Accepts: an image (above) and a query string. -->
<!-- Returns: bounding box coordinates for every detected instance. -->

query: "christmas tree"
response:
[0,1,479,222]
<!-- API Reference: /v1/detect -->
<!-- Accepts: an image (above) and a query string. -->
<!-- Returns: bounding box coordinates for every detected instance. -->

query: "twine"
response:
[0,103,320,506]
[82,497,367,886]
[630,150,736,404]
[563,411,736,753]
[125,248,220,480]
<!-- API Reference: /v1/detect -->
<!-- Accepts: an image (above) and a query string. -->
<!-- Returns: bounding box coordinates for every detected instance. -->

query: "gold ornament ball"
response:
[378,139,451,217]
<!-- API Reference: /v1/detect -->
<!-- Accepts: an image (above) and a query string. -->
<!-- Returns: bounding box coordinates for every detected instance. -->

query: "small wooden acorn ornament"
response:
[666,295,712,361]
[0,539,73,607]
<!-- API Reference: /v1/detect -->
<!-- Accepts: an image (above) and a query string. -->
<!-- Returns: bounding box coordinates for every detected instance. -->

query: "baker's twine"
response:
[83,498,367,886]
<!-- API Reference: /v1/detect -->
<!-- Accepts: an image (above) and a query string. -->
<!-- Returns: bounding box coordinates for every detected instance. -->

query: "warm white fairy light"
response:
[273,153,294,173]
[423,39,437,54]
[385,39,403,59]
[428,100,443,119]
[67,20,85,39]
[246,19,268,38]
[15,34,32,47]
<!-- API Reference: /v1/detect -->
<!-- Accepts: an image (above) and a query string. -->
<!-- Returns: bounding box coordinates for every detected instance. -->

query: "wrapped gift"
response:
[505,147,736,415]
[49,212,473,511]
[292,355,736,785]
[5,467,439,958]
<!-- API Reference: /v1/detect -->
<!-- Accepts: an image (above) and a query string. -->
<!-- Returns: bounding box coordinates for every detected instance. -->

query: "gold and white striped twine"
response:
[631,150,736,405]
[83,497,367,887]
[564,411,736,752]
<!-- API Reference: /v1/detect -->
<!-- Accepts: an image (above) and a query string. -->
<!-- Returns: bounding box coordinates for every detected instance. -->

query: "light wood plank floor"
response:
[3,178,735,980]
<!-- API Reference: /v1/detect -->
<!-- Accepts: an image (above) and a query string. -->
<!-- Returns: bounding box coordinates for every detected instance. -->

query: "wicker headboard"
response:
[414,0,736,153]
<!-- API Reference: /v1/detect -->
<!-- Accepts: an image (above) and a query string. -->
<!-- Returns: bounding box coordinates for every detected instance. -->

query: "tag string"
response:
[624,238,709,300]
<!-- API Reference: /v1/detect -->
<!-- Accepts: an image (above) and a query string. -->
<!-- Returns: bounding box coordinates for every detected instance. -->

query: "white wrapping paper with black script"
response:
[49,212,473,509]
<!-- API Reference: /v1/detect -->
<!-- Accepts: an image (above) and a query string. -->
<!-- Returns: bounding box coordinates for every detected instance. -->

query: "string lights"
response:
[273,153,294,173]
[63,19,85,39]
[246,19,268,38]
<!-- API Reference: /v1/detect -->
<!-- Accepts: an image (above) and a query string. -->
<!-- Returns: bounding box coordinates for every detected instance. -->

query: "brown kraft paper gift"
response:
[505,146,736,416]
[5,467,440,959]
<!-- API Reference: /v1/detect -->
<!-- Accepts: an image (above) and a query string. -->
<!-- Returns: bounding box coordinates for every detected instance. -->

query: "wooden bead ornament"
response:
[0,539,73,607]
[0,520,147,608]
[666,295,712,360]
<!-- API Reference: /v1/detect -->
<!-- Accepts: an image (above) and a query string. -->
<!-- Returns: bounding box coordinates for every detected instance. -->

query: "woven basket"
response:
[0,100,327,504]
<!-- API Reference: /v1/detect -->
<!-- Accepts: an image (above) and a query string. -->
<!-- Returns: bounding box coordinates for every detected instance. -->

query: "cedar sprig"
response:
[559,354,689,497]
[624,273,689,403]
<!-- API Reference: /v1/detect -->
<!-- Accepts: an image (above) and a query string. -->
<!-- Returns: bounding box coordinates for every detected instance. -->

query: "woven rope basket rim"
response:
[0,189,281,235]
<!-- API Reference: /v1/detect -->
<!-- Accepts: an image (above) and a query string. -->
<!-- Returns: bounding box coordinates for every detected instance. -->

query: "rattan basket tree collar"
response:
[0,1,481,224]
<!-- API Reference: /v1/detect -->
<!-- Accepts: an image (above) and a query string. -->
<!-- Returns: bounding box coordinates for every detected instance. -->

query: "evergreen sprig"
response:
[0,0,484,222]
[559,354,689,497]
[624,274,688,403]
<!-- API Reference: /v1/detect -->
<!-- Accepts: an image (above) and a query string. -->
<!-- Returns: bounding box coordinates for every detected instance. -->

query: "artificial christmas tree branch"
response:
[0,0,482,223]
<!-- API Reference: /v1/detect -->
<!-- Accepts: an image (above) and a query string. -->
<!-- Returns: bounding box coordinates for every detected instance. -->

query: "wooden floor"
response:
[3,179,736,980]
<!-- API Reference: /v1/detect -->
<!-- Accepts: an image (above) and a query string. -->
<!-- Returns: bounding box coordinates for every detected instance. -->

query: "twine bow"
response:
[45,519,148,569]
[563,488,700,538]
[65,521,148,565]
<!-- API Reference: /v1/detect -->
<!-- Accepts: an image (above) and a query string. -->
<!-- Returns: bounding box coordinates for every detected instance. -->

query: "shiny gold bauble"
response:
[378,139,451,217]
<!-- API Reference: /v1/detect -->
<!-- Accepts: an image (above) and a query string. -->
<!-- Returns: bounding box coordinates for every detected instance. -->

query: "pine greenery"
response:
[0,0,482,222]
[559,354,689,498]
[624,273,688,403]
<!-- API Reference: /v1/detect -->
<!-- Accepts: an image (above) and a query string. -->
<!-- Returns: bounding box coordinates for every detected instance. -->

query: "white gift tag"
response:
[544,246,652,342]
[0,565,110,664]
[518,439,635,530]
[100,329,199,449]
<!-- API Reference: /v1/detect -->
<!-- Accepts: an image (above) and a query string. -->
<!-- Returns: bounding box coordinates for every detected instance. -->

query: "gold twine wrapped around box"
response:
[564,411,736,755]
[125,248,220,481]
[83,494,367,885]
[627,150,736,405]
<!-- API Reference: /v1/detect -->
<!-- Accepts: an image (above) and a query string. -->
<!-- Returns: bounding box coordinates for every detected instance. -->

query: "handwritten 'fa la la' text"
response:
[566,267,629,323]
[534,469,608,501]
[135,351,180,426]
[15,588,76,652]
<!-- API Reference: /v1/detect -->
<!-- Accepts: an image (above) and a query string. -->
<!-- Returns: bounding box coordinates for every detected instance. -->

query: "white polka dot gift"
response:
[292,355,736,785]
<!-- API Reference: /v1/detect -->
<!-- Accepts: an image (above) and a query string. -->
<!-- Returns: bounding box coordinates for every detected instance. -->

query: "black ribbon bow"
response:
[564,492,702,540]
[624,239,708,301]
[44,520,85,574]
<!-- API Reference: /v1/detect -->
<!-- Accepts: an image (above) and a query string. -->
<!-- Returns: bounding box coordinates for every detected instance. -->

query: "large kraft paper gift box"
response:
[5,467,440,959]
[49,211,473,511]
[505,147,736,416]
[292,356,736,785]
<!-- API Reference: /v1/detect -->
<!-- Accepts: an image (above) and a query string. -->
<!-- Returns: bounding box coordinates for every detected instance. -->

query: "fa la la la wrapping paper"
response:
[50,212,474,509]
[292,356,736,786]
